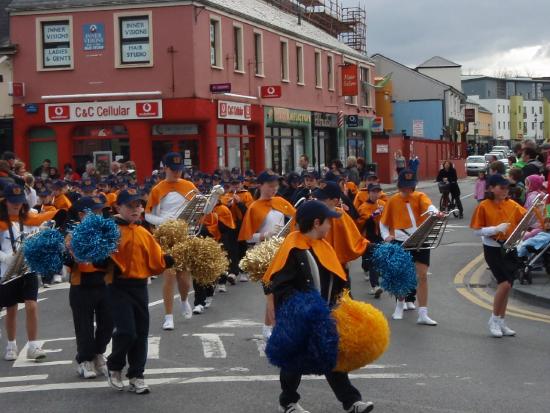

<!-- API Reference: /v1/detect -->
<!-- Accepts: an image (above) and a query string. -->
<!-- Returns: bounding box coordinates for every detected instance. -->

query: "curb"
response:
[512,276,550,309]
[381,177,474,194]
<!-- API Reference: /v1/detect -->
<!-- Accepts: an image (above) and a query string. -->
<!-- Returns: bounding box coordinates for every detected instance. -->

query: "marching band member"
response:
[144,152,196,331]
[353,172,388,211]
[0,184,57,361]
[238,170,296,339]
[292,170,319,204]
[380,169,442,325]
[107,189,173,394]
[470,174,526,338]
[37,188,57,212]
[263,201,374,413]
[66,197,113,379]
[52,180,72,210]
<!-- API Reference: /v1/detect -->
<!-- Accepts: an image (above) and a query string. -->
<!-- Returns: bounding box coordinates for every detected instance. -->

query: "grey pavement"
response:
[1,181,549,413]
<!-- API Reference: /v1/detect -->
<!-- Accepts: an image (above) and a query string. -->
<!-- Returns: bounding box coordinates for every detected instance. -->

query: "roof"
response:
[479,105,492,114]
[7,0,371,62]
[462,74,550,84]
[0,0,12,45]
[416,56,461,69]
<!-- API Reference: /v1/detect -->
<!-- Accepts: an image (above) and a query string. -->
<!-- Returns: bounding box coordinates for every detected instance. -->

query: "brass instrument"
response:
[402,210,457,251]
[503,193,548,252]
[275,197,307,238]
[176,185,225,236]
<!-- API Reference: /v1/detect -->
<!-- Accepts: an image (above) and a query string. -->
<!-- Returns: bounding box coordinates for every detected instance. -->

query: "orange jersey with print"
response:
[470,199,526,241]
[145,179,197,213]
[54,194,72,210]
[221,190,254,222]
[105,192,117,207]
[353,189,388,210]
[356,199,386,234]
[238,197,296,241]
[206,204,236,241]
[346,182,358,196]
[325,207,369,264]
[380,191,433,232]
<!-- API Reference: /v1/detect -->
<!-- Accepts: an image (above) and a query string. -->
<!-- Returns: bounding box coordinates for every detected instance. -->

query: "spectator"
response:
[522,148,543,179]
[408,155,420,179]
[33,159,52,179]
[356,157,366,180]
[122,160,137,179]
[296,154,311,175]
[110,161,121,177]
[508,167,525,205]
[82,163,100,182]
[23,173,37,208]
[329,159,343,177]
[48,166,60,180]
[63,163,81,182]
[345,156,360,185]
[13,160,27,177]
[488,160,505,175]
[474,171,487,202]
[1,151,16,169]
[394,150,406,176]
[0,160,16,189]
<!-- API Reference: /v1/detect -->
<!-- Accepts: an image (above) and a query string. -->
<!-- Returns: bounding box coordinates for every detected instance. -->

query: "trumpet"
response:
[275,197,307,238]
[503,193,548,252]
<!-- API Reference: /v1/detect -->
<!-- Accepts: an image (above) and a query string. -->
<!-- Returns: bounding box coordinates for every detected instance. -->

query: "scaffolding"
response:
[266,0,367,55]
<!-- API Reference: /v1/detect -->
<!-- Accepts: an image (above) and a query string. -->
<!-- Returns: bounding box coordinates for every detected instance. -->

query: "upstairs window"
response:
[209,17,222,68]
[280,39,289,81]
[38,17,73,70]
[327,54,335,91]
[314,50,322,88]
[254,31,264,76]
[360,66,371,106]
[116,13,153,67]
[296,44,304,85]
[233,25,244,72]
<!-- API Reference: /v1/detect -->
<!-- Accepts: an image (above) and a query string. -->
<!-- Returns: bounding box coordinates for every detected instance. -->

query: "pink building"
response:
[8,0,375,179]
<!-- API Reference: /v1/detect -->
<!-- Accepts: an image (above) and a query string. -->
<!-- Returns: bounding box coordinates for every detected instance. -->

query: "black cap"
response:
[52,180,68,189]
[1,151,16,161]
[2,184,26,204]
[257,170,279,184]
[296,200,341,225]
[163,152,185,171]
[313,181,342,200]
[303,171,319,180]
[487,174,509,187]
[397,169,417,189]
[367,183,382,192]
[287,172,302,184]
[116,188,143,205]
[74,196,105,213]
[324,171,339,182]
[37,188,53,197]
[366,172,378,180]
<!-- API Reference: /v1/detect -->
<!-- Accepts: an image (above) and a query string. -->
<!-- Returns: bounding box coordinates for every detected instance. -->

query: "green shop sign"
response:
[266,107,311,126]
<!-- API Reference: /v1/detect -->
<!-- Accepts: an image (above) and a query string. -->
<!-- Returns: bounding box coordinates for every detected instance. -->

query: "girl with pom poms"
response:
[263,200,374,413]
[0,184,58,362]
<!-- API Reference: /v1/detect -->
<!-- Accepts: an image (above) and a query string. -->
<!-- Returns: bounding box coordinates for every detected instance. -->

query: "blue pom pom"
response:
[372,243,417,297]
[71,213,120,263]
[23,229,65,276]
[265,289,339,375]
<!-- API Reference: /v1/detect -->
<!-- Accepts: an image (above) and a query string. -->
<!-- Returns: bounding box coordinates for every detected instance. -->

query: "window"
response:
[327,54,335,91]
[532,106,535,114]
[233,24,243,72]
[314,50,322,88]
[254,31,264,76]
[498,121,501,130]
[508,106,510,113]
[508,121,510,129]
[523,106,526,113]
[344,60,357,105]
[209,17,222,68]
[296,44,304,85]
[280,39,289,81]
[115,12,153,67]
[540,106,543,115]
[532,122,536,130]
[497,105,500,113]
[37,17,73,70]
[523,122,527,133]
[360,66,371,106]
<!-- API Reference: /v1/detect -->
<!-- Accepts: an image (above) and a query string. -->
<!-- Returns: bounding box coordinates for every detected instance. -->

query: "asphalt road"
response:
[1,180,549,413]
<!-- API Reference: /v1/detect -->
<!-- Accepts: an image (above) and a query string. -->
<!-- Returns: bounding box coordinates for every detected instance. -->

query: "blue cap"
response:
[296,200,341,225]
[2,184,26,204]
[397,169,417,189]
[303,170,320,180]
[487,174,509,187]
[286,172,302,184]
[163,152,185,171]
[257,170,279,184]
[37,188,53,197]
[313,181,341,200]
[116,188,143,205]
[74,196,104,212]
[52,180,68,189]
[367,183,382,192]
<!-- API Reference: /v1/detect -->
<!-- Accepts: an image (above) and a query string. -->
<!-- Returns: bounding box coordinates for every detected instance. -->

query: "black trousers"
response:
[221,229,240,275]
[193,279,214,306]
[106,282,149,379]
[69,284,113,363]
[279,370,362,410]
[361,247,380,288]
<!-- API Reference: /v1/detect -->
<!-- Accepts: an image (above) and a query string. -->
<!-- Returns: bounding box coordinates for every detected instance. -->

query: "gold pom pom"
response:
[153,220,189,251]
[332,290,390,372]
[239,237,284,282]
[171,237,229,286]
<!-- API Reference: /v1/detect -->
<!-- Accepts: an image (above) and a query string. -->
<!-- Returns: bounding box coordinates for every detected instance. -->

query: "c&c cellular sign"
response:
[45,100,163,123]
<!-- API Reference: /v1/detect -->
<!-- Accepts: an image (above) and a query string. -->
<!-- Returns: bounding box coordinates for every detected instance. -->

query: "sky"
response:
[351,0,550,76]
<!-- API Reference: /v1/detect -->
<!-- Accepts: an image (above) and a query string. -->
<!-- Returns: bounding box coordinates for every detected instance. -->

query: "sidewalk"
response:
[513,271,550,309]
[380,177,473,193]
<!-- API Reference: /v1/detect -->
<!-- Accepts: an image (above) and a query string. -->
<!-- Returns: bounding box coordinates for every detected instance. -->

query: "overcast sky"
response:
[355,0,550,76]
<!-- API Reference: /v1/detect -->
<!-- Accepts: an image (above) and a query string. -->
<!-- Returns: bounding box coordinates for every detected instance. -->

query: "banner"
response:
[342,64,358,96]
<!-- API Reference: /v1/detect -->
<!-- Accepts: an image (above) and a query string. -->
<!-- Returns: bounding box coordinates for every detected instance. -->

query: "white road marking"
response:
[38,283,70,294]
[187,333,234,358]
[146,367,216,375]
[148,292,194,308]
[148,336,161,359]
[0,298,47,319]
[0,374,48,383]
[13,337,75,368]
[460,193,474,200]
[252,335,266,357]
[205,319,263,328]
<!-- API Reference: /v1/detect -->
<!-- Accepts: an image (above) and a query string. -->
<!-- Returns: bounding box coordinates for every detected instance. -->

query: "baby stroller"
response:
[517,234,550,284]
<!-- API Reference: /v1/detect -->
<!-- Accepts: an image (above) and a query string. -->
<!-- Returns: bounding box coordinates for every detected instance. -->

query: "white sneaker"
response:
[368,288,376,295]
[205,297,213,308]
[27,345,46,360]
[227,273,237,285]
[162,315,174,331]
[488,316,503,338]
[346,401,374,413]
[405,302,416,310]
[392,301,405,320]
[78,361,97,379]
[364,274,370,282]
[53,274,62,284]
[193,304,204,314]
[417,310,438,326]
[262,324,273,340]
[238,273,249,282]
[498,318,516,336]
[93,354,108,376]
[218,284,227,293]
[278,402,310,413]
[4,346,18,361]
[128,377,150,394]
[108,370,125,391]
[181,300,193,320]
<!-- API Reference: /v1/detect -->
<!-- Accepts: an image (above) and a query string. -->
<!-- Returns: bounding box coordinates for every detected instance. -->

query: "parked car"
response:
[492,145,511,156]
[486,152,510,169]
[466,156,488,176]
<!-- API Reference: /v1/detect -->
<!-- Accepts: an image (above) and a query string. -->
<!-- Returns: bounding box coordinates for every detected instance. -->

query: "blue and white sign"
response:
[83,23,105,51]
[346,115,359,128]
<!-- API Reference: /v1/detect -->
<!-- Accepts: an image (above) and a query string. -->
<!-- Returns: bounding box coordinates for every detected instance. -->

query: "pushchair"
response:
[517,234,550,284]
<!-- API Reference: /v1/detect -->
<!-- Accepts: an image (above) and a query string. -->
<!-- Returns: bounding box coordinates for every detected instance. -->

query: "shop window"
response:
[280,39,289,82]
[116,13,153,67]
[254,31,264,76]
[265,127,305,174]
[264,137,273,170]
[314,50,322,88]
[233,24,244,72]
[327,54,335,91]
[37,16,73,71]
[73,125,128,137]
[296,44,304,85]
[228,137,241,170]
[73,138,130,175]
[217,124,255,173]
[217,137,225,169]
[210,16,222,69]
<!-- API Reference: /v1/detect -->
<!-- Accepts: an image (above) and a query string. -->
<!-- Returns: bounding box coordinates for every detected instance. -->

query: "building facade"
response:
[0,0,14,155]
[8,0,375,180]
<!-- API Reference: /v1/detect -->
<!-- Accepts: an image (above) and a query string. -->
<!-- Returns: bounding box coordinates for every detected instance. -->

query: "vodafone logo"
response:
[260,85,282,99]
[48,105,70,121]
[136,101,159,117]
[219,102,227,117]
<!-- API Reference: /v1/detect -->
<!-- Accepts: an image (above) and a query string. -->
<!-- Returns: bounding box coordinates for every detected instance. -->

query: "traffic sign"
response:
[260,85,282,99]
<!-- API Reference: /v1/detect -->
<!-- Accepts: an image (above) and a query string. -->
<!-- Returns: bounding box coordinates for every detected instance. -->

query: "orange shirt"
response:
[238,196,296,241]
[0,210,58,231]
[380,191,433,232]
[105,192,117,207]
[325,207,369,264]
[221,190,254,222]
[145,179,197,213]
[54,194,72,210]
[40,205,57,213]
[357,199,386,235]
[354,189,388,210]
[207,204,236,241]
[470,199,526,241]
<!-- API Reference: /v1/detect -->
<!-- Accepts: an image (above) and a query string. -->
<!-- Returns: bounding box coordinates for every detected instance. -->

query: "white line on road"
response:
[205,319,263,328]
[13,337,75,368]
[0,374,48,383]
[145,367,216,375]
[38,283,70,294]
[252,335,266,357]
[148,292,194,308]
[460,193,474,200]
[187,333,235,358]
[148,336,161,359]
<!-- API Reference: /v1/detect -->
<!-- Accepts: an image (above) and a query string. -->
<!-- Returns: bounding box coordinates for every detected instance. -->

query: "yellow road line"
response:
[453,253,485,285]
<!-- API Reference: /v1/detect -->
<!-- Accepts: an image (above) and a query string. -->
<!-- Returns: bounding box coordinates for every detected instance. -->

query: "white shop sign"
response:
[376,144,389,153]
[45,99,163,123]
[43,24,70,43]
[121,19,149,39]
[122,42,150,63]
[412,120,424,138]
[44,47,72,66]
[218,100,251,121]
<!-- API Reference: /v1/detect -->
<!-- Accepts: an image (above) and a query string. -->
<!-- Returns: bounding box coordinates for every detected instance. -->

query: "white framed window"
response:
[360,66,371,107]
[233,24,244,72]
[209,16,223,69]
[280,39,289,82]
[254,30,264,77]
[35,16,74,71]
[314,49,322,89]
[327,54,335,91]
[114,11,153,68]
[296,43,304,85]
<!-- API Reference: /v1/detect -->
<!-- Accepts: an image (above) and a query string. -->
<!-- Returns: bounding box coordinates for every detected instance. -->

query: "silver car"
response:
[466,155,487,176]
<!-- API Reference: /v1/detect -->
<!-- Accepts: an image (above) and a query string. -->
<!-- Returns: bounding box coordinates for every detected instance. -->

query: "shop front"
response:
[345,115,373,162]
[312,112,339,171]
[264,107,312,175]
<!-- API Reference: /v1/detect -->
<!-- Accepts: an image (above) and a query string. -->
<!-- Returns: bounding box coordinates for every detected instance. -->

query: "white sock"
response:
[395,301,405,310]
[418,306,428,315]
[164,314,173,322]
[28,340,39,350]
[7,340,16,349]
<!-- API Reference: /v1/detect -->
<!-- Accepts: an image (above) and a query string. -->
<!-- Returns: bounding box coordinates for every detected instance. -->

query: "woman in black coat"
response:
[436,161,463,218]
